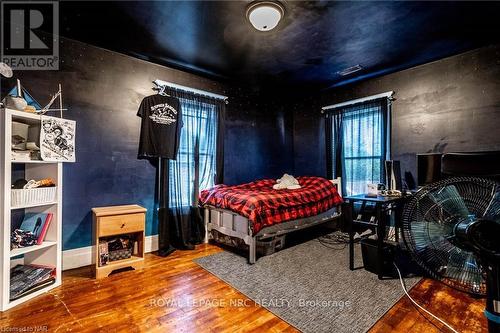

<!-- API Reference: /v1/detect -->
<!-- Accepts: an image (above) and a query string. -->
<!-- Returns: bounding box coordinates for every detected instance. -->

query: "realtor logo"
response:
[1,1,59,70]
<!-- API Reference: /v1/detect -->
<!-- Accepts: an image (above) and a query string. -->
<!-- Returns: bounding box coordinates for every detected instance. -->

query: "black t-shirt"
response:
[137,94,183,159]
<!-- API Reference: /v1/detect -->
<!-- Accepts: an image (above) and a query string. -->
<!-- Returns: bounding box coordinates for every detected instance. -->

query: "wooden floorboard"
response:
[0,243,486,332]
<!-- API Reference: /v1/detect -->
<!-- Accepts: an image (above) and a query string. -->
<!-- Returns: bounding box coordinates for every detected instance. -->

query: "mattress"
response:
[199,176,343,234]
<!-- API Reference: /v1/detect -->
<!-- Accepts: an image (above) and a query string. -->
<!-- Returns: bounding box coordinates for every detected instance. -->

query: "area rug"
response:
[195,239,421,333]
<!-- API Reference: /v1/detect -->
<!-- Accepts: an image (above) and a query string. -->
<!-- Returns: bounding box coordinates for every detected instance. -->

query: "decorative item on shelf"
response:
[23,178,56,189]
[19,213,53,244]
[12,178,55,190]
[2,81,67,117]
[11,150,34,162]
[10,229,37,249]
[2,80,28,111]
[109,248,133,262]
[11,187,57,207]
[11,178,57,207]
[39,85,64,116]
[10,264,56,301]
[11,213,53,249]
[11,121,41,161]
[98,241,109,267]
[102,236,135,262]
[12,121,29,150]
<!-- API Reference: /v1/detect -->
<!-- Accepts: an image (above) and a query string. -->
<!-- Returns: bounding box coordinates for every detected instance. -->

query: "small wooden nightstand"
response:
[92,205,146,279]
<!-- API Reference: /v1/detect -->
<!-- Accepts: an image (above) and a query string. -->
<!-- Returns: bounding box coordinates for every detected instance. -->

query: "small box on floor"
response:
[256,235,286,256]
[360,238,395,276]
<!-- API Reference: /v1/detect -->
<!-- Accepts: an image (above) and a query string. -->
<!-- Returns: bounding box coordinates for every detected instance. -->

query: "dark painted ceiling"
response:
[60,1,500,89]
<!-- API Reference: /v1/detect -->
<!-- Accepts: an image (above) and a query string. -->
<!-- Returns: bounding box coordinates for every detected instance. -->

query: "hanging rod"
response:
[153,79,229,103]
[321,91,394,113]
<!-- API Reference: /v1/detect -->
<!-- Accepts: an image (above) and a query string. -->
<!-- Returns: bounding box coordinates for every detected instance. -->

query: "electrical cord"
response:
[396,264,447,332]
[318,238,347,250]
[317,230,374,250]
[393,262,459,333]
[317,231,351,250]
[320,233,458,331]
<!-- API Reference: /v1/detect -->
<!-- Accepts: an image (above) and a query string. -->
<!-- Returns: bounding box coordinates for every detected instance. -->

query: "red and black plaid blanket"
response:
[199,176,343,235]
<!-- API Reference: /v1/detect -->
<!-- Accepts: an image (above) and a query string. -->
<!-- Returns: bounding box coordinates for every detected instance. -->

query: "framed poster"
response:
[40,115,76,162]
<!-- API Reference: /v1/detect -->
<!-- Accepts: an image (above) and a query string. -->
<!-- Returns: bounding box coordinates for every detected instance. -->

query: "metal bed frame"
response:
[203,178,342,264]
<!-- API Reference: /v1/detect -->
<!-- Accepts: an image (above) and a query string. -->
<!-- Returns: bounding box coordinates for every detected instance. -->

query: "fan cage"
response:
[401,176,500,296]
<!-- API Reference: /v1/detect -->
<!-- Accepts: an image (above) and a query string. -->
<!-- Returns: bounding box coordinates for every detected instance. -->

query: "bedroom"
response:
[0,0,500,332]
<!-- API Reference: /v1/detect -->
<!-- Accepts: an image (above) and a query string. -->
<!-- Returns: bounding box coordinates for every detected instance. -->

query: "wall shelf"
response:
[1,108,63,311]
[11,201,58,210]
[10,241,58,257]
[7,282,56,309]
[11,160,58,164]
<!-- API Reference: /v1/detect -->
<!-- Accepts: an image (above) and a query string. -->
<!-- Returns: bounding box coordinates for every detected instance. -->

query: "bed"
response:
[199,176,343,263]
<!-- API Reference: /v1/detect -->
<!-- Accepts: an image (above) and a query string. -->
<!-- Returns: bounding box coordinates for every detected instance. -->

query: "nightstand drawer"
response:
[98,213,144,236]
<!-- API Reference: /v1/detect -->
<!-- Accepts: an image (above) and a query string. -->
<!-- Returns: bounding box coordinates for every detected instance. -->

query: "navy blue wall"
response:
[224,88,294,185]
[3,38,293,250]
[293,45,500,183]
[8,40,500,251]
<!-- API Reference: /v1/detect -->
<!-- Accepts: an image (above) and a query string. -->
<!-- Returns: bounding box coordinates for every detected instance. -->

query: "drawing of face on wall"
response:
[40,116,76,162]
[43,121,53,132]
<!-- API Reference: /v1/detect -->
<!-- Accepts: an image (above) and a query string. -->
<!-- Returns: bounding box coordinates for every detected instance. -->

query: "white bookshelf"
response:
[1,108,63,311]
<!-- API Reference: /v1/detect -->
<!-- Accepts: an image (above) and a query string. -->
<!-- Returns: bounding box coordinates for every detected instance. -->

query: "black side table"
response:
[343,194,409,279]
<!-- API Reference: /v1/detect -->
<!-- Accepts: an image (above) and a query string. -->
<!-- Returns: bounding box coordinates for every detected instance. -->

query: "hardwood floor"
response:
[0,243,487,332]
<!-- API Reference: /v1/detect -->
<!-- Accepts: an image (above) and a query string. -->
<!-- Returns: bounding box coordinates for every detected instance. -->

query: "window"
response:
[329,99,389,196]
[169,98,218,208]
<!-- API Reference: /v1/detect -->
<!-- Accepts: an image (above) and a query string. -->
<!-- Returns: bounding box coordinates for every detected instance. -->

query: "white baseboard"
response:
[145,234,159,253]
[62,234,159,271]
[62,246,93,271]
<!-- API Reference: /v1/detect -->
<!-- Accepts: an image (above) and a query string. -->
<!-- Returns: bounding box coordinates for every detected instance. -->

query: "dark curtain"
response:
[325,110,346,195]
[164,87,225,248]
[325,113,333,179]
[325,98,389,196]
[215,102,225,184]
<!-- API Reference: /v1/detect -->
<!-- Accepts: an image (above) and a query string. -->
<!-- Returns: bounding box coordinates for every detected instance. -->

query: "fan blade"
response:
[483,190,500,222]
[429,185,471,219]
[445,247,483,292]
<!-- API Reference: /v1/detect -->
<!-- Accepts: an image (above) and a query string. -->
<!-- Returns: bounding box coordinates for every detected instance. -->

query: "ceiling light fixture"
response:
[246,1,284,32]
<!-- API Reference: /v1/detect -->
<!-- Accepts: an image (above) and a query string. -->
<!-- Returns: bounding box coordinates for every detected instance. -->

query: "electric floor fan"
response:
[401,177,500,332]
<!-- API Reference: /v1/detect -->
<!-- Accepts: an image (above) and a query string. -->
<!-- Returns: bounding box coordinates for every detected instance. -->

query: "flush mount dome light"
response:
[246,1,284,32]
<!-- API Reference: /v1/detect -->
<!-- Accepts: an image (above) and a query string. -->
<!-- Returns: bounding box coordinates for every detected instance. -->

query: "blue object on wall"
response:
[7,86,42,110]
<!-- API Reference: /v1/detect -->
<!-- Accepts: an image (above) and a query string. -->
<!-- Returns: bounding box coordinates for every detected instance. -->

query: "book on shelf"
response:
[11,150,32,162]
[10,264,56,301]
[19,213,53,245]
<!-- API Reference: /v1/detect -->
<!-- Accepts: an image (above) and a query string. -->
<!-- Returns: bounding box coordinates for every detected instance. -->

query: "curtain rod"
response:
[321,91,394,113]
[153,79,228,103]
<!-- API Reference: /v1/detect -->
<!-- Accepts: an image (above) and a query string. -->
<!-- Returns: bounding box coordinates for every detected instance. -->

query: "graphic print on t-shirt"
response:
[149,103,178,125]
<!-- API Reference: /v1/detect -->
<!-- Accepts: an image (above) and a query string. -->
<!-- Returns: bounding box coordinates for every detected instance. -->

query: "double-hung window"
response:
[169,98,218,208]
[327,98,390,196]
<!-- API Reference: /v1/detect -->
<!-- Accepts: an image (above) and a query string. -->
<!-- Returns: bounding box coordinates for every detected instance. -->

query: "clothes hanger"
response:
[158,84,169,97]
[152,80,170,97]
